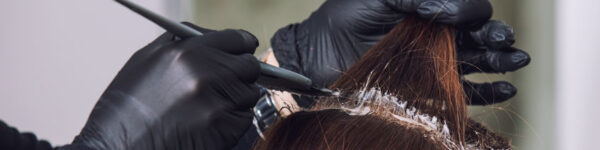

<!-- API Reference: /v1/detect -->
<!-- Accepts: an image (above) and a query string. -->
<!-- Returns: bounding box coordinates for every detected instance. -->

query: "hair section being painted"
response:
[256,16,510,149]
[329,16,465,141]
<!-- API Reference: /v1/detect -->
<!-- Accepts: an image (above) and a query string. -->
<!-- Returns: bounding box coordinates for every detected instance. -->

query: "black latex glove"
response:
[62,24,261,150]
[271,0,530,106]
[0,120,53,150]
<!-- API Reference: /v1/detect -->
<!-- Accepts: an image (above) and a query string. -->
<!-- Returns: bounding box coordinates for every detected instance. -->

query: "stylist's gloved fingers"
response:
[458,47,531,74]
[181,39,260,83]
[180,22,259,54]
[463,81,517,105]
[229,54,261,84]
[209,53,261,109]
[409,0,492,29]
[183,29,259,55]
[181,22,217,34]
[231,83,262,109]
[459,20,515,50]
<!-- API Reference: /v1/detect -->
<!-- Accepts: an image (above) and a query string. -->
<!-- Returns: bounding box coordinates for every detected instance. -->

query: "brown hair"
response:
[328,16,465,141]
[256,16,509,149]
[255,109,449,150]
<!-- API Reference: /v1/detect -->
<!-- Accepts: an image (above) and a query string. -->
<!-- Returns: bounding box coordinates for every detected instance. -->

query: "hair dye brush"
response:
[114,0,332,96]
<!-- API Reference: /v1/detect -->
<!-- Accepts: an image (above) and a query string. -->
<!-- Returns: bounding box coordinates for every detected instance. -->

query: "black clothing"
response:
[0,120,53,150]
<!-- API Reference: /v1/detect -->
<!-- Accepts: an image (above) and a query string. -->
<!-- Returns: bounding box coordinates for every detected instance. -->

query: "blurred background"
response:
[0,0,598,149]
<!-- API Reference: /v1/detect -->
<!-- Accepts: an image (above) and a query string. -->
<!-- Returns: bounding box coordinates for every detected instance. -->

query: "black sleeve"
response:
[231,124,260,150]
[0,120,53,150]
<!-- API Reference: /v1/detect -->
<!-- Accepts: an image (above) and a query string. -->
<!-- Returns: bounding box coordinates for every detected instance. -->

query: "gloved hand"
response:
[62,24,262,150]
[271,0,530,106]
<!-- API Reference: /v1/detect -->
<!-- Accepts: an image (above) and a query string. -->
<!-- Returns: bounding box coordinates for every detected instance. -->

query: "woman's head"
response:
[255,90,461,150]
[257,110,448,150]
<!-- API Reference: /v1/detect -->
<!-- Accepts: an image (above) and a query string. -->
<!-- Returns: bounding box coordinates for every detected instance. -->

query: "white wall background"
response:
[0,0,179,145]
[556,0,600,149]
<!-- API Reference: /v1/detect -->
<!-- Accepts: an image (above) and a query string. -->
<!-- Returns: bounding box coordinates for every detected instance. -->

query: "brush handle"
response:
[115,0,332,96]
[115,0,202,38]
